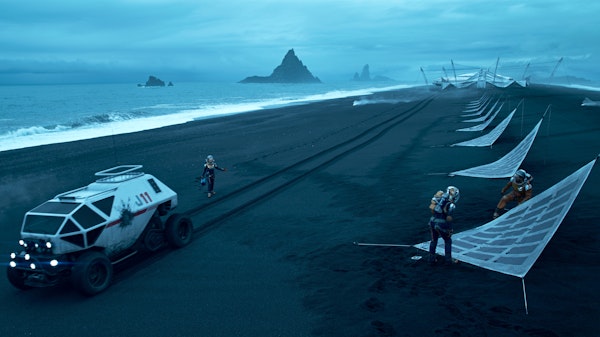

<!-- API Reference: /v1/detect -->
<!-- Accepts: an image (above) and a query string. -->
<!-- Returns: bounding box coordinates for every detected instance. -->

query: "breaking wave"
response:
[4,111,148,138]
[0,82,420,152]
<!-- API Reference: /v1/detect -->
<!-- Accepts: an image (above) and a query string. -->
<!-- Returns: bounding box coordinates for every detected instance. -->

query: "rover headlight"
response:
[50,259,58,267]
[19,239,24,246]
[24,254,30,261]
[30,263,36,270]
[46,242,52,249]
[9,261,16,268]
[10,252,16,259]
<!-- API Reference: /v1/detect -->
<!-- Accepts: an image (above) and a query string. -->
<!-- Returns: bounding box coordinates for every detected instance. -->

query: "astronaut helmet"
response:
[446,186,460,203]
[513,169,528,185]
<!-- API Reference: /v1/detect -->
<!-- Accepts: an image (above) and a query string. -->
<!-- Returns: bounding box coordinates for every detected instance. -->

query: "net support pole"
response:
[521,278,529,315]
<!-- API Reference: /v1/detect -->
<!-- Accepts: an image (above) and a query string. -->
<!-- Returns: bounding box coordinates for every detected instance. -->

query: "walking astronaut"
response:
[202,155,227,198]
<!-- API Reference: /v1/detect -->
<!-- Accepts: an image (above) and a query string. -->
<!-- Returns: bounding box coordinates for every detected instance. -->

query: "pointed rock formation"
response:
[352,64,394,82]
[353,64,371,81]
[138,75,166,87]
[240,49,321,83]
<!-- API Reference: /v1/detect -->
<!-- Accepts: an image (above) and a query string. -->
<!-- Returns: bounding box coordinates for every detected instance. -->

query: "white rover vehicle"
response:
[7,165,193,296]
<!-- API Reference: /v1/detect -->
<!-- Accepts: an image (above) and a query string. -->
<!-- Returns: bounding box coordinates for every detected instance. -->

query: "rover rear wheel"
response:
[165,214,193,248]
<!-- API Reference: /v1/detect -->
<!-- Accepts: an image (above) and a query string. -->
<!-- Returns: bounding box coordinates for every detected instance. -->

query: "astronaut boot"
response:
[428,253,437,265]
[493,208,501,219]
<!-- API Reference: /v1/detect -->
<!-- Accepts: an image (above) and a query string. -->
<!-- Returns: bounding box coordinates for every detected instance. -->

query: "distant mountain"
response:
[240,49,321,83]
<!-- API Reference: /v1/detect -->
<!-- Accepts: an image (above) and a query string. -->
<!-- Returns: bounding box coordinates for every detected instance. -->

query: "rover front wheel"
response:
[71,251,113,296]
[6,267,32,290]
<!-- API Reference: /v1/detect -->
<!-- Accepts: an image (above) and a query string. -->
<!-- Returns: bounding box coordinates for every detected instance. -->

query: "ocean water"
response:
[0,81,415,153]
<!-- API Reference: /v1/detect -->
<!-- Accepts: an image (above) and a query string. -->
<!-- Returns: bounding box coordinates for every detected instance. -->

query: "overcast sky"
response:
[1,0,598,85]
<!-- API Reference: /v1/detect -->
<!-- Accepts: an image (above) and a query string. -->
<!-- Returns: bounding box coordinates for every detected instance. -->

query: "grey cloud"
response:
[0,0,599,84]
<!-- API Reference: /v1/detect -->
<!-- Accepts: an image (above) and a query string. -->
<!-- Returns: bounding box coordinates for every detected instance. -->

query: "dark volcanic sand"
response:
[0,84,598,337]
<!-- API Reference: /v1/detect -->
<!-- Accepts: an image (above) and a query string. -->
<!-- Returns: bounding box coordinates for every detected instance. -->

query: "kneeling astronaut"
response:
[493,169,533,219]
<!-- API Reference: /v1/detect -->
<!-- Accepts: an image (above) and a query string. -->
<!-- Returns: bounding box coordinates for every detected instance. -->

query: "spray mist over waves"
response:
[352,97,413,106]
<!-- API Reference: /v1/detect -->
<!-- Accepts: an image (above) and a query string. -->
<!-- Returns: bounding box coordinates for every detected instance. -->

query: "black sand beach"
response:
[0,84,598,337]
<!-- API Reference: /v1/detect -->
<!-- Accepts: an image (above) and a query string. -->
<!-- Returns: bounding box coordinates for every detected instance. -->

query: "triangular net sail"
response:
[452,109,516,147]
[462,99,502,123]
[439,70,527,90]
[457,103,504,132]
[464,93,489,110]
[415,157,597,278]
[449,117,542,178]
[462,96,493,117]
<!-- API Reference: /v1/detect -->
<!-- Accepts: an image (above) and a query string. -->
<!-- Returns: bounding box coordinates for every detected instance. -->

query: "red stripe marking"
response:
[105,206,156,228]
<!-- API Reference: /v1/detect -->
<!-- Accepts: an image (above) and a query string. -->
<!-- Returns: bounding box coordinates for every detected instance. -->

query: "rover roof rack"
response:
[94,165,144,183]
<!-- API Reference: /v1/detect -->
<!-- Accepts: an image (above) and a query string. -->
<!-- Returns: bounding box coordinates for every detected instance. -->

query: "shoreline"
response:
[3,82,598,154]
[0,82,419,153]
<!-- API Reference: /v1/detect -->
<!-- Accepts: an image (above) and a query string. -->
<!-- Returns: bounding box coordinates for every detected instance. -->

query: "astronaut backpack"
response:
[429,190,444,212]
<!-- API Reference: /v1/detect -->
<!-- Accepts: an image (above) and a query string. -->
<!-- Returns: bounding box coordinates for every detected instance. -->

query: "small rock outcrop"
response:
[240,49,321,83]
[138,76,168,87]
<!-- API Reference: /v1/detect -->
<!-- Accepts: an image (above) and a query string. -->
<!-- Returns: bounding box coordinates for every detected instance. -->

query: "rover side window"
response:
[92,196,114,217]
[86,226,105,246]
[23,215,66,234]
[73,205,105,229]
[147,178,161,193]
[61,234,84,248]
[60,219,81,234]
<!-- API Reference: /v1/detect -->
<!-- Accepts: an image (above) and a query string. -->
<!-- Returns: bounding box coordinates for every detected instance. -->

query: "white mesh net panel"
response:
[449,117,542,178]
[441,71,526,90]
[463,94,490,113]
[462,96,493,116]
[415,158,597,278]
[462,100,502,123]
[457,103,505,132]
[452,109,516,146]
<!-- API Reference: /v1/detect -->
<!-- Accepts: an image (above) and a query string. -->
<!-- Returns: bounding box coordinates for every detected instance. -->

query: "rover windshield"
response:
[23,200,108,235]
[23,215,66,234]
[23,201,80,235]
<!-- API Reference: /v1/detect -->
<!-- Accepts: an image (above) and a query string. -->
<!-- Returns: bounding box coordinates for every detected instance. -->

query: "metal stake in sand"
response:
[353,242,423,262]
[522,278,529,315]
[352,242,412,248]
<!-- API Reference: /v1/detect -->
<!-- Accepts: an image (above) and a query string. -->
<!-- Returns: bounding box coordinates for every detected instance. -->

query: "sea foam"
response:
[0,83,416,152]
